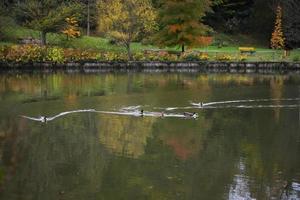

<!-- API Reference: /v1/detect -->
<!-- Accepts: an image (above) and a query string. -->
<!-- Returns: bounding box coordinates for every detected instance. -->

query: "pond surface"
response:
[0,72,300,200]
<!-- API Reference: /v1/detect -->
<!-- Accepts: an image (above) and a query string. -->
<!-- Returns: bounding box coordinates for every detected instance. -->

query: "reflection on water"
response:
[0,73,300,199]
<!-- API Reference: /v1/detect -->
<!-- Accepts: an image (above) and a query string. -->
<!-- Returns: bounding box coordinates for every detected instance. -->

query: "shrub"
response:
[181,51,200,61]
[64,49,102,62]
[216,54,233,61]
[133,52,145,60]
[292,55,299,62]
[5,45,44,63]
[141,51,178,61]
[157,51,178,61]
[0,46,5,60]
[199,53,209,61]
[239,55,248,61]
[103,52,127,61]
[46,47,65,63]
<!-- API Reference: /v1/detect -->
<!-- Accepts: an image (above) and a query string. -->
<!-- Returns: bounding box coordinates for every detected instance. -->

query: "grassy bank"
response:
[0,26,158,52]
[1,26,300,62]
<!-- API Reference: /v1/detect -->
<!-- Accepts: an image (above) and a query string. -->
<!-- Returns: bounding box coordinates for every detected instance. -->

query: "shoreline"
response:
[1,61,300,73]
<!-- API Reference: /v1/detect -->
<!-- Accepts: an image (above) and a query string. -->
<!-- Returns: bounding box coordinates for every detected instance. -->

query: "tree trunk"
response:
[181,44,185,53]
[87,0,90,36]
[41,31,47,46]
[126,43,132,61]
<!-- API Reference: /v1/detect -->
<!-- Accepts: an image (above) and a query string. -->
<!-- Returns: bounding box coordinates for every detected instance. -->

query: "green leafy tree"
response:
[97,0,157,60]
[205,0,253,33]
[15,0,81,45]
[0,6,3,40]
[75,0,97,36]
[282,0,300,49]
[155,0,213,52]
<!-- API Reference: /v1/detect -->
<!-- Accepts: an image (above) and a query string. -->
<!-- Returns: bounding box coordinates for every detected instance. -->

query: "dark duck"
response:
[183,112,198,118]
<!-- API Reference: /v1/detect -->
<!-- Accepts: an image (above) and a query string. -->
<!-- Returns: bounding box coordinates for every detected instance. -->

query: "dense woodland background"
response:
[0,0,299,50]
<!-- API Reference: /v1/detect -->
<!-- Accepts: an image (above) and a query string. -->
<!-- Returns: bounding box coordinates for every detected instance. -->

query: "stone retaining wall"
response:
[1,61,300,73]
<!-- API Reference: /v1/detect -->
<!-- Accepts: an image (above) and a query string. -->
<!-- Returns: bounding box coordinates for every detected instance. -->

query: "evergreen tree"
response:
[205,0,253,33]
[270,5,285,49]
[155,0,213,52]
[15,0,81,45]
[282,0,300,49]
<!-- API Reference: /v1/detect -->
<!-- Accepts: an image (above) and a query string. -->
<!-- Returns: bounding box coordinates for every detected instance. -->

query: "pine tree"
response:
[282,0,300,49]
[155,0,213,52]
[270,5,285,49]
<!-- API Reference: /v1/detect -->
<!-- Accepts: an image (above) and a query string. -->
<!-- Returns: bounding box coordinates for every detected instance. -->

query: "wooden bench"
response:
[239,47,256,55]
[18,37,42,45]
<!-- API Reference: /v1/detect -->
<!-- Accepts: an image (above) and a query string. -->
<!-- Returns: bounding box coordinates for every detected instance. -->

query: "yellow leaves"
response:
[98,0,129,33]
[62,29,80,38]
[62,16,81,39]
[271,5,285,49]
[109,31,130,42]
[97,0,157,42]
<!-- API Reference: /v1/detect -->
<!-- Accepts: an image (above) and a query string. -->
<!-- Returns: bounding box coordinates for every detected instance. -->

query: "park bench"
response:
[239,47,256,55]
[18,37,42,45]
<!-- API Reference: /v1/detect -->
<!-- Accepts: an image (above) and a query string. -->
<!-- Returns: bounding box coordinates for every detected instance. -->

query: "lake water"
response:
[0,72,300,200]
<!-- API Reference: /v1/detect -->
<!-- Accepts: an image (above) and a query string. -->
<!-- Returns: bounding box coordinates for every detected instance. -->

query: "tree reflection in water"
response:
[0,73,299,199]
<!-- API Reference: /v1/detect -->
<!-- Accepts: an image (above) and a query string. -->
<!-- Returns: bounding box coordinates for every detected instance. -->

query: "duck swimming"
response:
[42,116,47,123]
[191,102,204,108]
[183,112,198,118]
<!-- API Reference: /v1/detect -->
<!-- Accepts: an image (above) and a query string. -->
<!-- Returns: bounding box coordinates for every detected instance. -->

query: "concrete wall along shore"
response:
[0,61,300,73]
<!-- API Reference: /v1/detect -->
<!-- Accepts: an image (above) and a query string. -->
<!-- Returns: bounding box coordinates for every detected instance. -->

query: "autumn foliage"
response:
[271,6,285,49]
[97,0,157,60]
[62,16,81,39]
[155,0,213,52]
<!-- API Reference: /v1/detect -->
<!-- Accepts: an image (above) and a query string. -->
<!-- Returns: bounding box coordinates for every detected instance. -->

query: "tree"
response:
[62,16,81,39]
[282,0,300,49]
[76,0,97,36]
[98,0,157,60]
[205,0,253,33]
[270,5,285,49]
[15,0,81,45]
[154,0,213,52]
[0,4,4,40]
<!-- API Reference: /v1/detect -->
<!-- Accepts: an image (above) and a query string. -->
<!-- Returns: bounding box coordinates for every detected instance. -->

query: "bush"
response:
[293,55,300,62]
[46,47,65,63]
[133,52,145,60]
[181,51,200,61]
[103,52,127,61]
[199,53,209,61]
[134,51,177,61]
[64,49,102,62]
[5,45,44,63]
[239,55,248,61]
[0,46,5,60]
[216,54,233,61]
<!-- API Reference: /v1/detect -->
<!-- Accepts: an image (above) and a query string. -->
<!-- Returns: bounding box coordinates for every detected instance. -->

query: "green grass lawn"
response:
[0,25,159,52]
[1,25,300,62]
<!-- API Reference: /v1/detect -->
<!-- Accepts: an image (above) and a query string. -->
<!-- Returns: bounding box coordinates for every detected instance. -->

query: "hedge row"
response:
[0,44,248,63]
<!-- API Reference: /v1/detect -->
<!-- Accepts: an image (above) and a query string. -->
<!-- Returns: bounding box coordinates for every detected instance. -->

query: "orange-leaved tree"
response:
[62,16,81,39]
[270,5,285,49]
[154,0,213,52]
